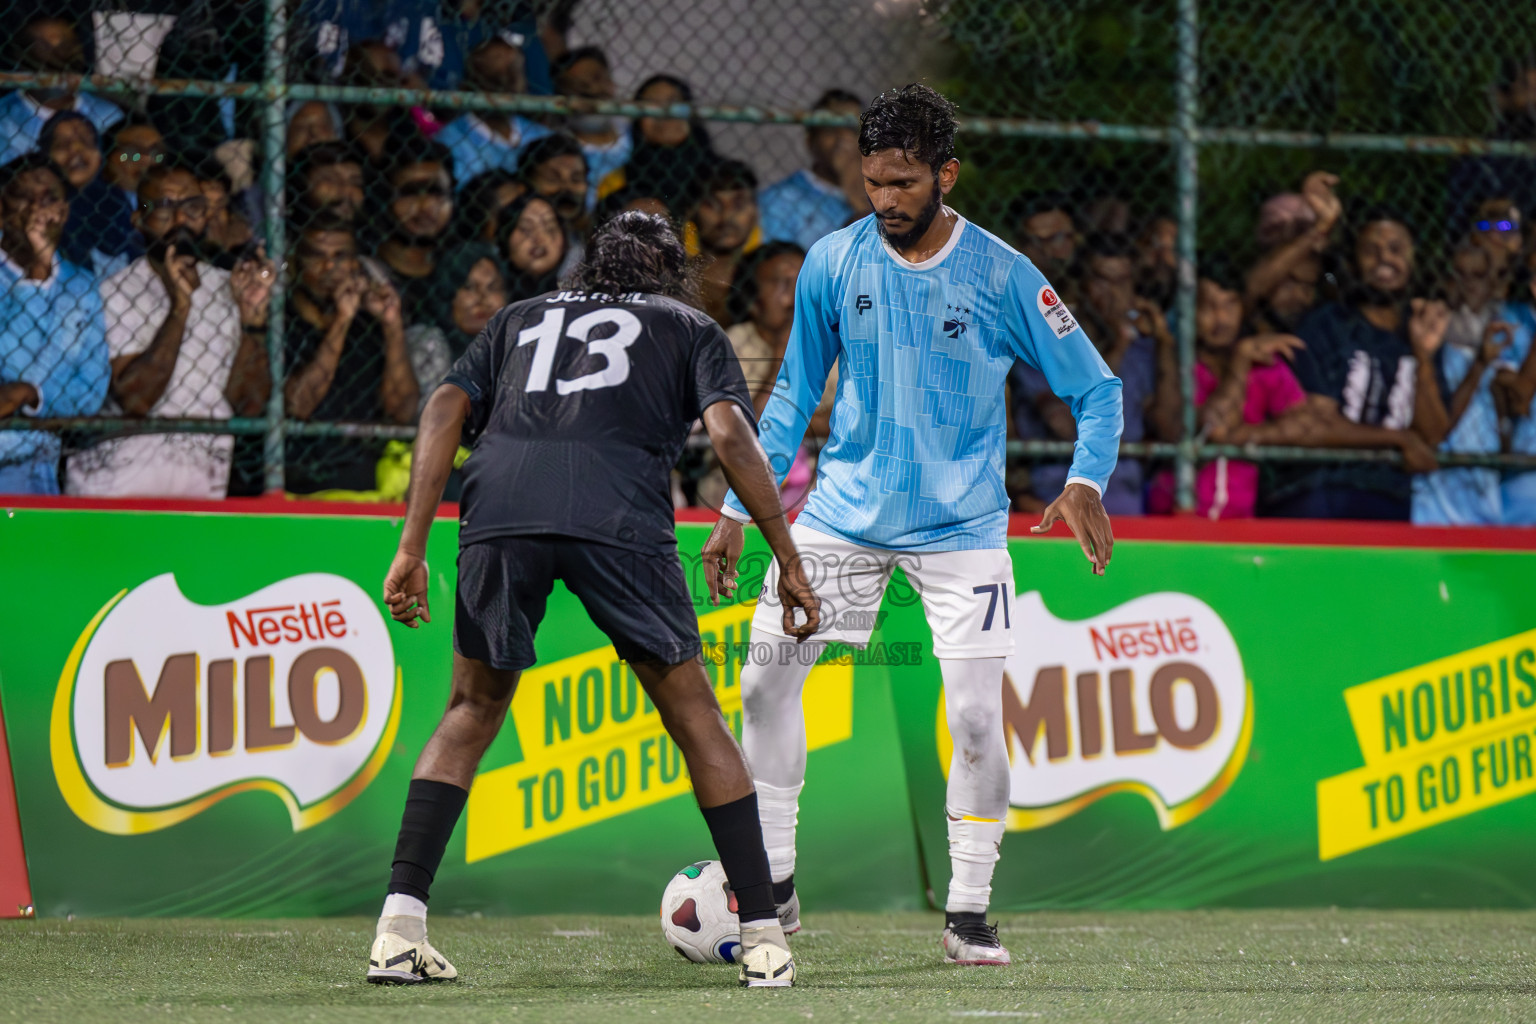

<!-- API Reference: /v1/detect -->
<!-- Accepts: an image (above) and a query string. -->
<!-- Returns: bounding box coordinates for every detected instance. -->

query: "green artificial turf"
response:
[1,911,1533,1023]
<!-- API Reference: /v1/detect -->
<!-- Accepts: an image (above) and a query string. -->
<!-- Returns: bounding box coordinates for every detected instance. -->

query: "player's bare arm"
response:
[383,383,470,628]
[701,400,821,640]
[1030,481,1114,576]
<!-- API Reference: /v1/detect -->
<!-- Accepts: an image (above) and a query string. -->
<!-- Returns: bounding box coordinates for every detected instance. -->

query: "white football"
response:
[659,860,741,963]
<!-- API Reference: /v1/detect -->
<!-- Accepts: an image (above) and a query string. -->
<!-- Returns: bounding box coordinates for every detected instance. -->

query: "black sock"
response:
[387,779,469,904]
[772,875,795,905]
[700,792,776,924]
[946,910,988,929]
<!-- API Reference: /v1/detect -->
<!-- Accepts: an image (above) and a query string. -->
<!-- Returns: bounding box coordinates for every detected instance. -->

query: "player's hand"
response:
[776,553,822,642]
[1031,481,1113,576]
[383,550,431,628]
[701,516,746,605]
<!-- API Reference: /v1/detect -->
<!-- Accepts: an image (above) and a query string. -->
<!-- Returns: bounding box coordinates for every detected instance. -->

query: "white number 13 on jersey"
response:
[517,307,642,395]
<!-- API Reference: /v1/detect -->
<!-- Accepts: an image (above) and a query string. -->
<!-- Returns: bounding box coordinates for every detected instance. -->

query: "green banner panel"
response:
[0,510,922,918]
[887,536,1536,909]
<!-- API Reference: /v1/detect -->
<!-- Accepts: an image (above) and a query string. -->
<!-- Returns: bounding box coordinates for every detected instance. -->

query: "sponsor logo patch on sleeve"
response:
[1037,286,1080,338]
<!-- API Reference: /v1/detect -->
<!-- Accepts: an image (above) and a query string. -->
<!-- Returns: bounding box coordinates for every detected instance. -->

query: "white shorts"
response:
[751,523,1016,659]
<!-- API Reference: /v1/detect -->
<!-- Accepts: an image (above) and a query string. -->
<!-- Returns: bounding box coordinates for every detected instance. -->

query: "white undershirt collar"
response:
[877,211,966,272]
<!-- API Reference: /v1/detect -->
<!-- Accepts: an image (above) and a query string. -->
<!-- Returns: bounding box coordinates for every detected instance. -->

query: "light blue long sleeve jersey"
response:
[721,213,1123,551]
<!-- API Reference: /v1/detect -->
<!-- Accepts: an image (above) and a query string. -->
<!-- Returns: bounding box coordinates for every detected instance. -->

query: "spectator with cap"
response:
[435,36,552,189]
[758,89,868,251]
[0,15,123,166]
[0,153,108,494]
[688,158,761,326]
[597,74,717,214]
[38,110,138,279]
[66,162,274,498]
[553,46,633,206]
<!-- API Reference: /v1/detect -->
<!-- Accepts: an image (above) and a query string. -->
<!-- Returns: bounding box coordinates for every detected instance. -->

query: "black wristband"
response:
[242,323,268,332]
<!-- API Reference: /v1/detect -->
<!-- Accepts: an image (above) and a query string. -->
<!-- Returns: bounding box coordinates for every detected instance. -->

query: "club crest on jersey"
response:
[943,303,971,339]
[1037,286,1080,338]
[51,573,401,835]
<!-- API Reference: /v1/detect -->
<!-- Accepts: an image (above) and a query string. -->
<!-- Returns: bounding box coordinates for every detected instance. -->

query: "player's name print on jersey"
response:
[1037,286,1079,338]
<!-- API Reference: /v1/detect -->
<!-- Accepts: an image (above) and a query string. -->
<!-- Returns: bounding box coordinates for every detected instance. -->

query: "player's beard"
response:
[877,179,943,250]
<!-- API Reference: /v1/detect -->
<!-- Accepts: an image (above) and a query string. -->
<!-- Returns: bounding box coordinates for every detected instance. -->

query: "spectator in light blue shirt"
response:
[758,90,868,252]
[1494,284,1536,524]
[1411,241,1519,525]
[436,36,552,190]
[0,155,109,494]
[0,15,124,167]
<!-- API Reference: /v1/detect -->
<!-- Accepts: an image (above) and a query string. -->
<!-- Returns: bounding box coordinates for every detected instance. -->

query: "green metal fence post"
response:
[260,0,289,494]
[1174,0,1200,512]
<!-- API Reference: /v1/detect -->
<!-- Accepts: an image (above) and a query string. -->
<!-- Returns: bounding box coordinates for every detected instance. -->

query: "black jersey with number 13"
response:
[442,290,756,552]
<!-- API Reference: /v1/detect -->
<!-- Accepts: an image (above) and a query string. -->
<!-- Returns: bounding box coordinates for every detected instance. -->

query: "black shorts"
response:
[453,536,702,671]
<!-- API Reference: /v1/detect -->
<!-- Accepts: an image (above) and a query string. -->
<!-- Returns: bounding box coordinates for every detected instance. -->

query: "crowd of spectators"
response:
[3,5,1536,525]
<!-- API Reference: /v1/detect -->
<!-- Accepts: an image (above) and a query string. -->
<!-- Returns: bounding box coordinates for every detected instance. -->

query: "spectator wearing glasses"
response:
[66,163,274,498]
[0,15,123,167]
[1469,197,1523,271]
[758,89,868,251]
[37,110,139,279]
[435,36,552,189]
[0,153,109,494]
[101,119,165,215]
[1010,190,1078,289]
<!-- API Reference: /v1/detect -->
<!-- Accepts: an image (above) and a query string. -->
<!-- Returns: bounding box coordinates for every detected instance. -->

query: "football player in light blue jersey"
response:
[700,84,1124,966]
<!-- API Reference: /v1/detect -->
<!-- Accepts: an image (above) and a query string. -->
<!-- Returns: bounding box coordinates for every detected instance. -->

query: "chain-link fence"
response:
[2,0,1536,523]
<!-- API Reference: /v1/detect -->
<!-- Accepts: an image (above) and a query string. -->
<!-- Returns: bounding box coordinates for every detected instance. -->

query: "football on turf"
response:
[659,860,741,963]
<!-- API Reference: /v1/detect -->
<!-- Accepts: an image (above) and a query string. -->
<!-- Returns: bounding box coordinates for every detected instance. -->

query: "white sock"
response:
[939,657,1010,914]
[945,815,1005,914]
[741,638,821,789]
[754,780,803,883]
[381,893,428,921]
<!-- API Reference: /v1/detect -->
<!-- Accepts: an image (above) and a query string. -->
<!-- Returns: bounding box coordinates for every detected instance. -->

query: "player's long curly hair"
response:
[571,211,695,301]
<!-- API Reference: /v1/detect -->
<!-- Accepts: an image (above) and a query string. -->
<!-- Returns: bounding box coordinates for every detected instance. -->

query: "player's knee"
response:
[946,695,997,749]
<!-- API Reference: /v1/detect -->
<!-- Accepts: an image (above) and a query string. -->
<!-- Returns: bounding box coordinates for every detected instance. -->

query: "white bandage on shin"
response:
[754,780,804,883]
[945,814,1005,914]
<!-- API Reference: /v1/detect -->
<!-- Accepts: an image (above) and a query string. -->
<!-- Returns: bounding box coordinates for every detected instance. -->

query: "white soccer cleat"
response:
[738,938,796,987]
[942,919,1012,966]
[776,889,802,936]
[366,916,459,984]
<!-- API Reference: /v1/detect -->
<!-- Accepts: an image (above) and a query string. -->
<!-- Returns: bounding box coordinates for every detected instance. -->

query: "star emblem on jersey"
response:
[943,304,971,339]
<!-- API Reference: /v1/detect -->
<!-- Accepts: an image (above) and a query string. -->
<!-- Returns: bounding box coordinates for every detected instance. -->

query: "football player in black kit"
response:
[367,212,817,989]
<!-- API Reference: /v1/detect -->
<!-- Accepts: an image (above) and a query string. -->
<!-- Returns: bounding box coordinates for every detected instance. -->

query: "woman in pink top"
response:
[1189,263,1311,518]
